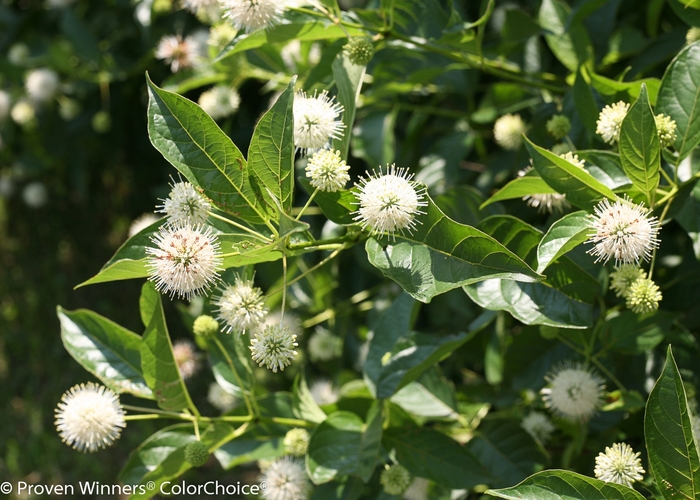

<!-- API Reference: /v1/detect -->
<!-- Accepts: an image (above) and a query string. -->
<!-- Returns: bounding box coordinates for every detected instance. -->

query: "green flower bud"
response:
[609,265,646,298]
[546,114,571,140]
[380,464,412,496]
[344,37,375,66]
[626,277,662,314]
[283,428,310,456]
[184,441,210,467]
[655,113,677,148]
[193,314,219,337]
[687,27,700,45]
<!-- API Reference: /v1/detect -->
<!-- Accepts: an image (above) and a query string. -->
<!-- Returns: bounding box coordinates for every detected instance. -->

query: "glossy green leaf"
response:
[538,0,592,71]
[576,150,631,190]
[601,310,677,354]
[365,196,542,303]
[675,181,700,258]
[248,78,296,215]
[390,368,459,419]
[468,421,548,488]
[384,428,492,489]
[680,0,700,11]
[657,42,700,161]
[209,333,254,400]
[139,281,159,328]
[57,307,153,399]
[375,331,472,398]
[525,137,616,210]
[298,178,357,225]
[146,75,270,225]
[573,68,599,133]
[292,373,328,423]
[586,69,660,106]
[332,52,365,160]
[536,211,590,273]
[645,345,700,500]
[619,84,660,199]
[480,176,557,209]
[351,111,397,168]
[140,283,194,411]
[486,470,646,499]
[76,218,165,288]
[307,406,383,484]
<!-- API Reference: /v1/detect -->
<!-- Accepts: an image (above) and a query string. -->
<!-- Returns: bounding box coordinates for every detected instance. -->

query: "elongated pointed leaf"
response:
[140,283,195,411]
[576,150,631,190]
[480,176,558,209]
[536,211,590,273]
[525,137,616,210]
[146,74,270,225]
[332,53,365,160]
[57,307,153,399]
[293,374,327,423]
[645,345,700,500]
[209,333,254,399]
[486,470,646,499]
[248,78,296,214]
[619,84,660,200]
[657,42,700,161]
[574,68,599,133]
[365,195,542,303]
[538,0,592,71]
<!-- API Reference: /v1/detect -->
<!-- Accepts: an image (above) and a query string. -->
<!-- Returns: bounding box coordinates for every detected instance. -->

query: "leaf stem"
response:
[648,197,674,280]
[268,244,349,296]
[295,188,319,221]
[208,211,272,242]
[212,336,257,417]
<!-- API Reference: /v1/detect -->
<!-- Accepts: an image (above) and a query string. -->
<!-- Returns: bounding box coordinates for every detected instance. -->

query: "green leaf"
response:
[375,331,472,398]
[365,195,542,303]
[146,74,270,225]
[657,42,700,161]
[139,281,159,328]
[645,345,700,500]
[298,178,357,225]
[76,218,165,288]
[525,137,616,210]
[140,283,195,411]
[480,176,558,210]
[390,368,459,420]
[332,53,366,160]
[307,406,383,484]
[573,68,599,133]
[619,84,660,200]
[538,0,592,71]
[209,333,254,400]
[601,310,678,354]
[384,428,492,489]
[585,69,660,106]
[576,150,631,190]
[248,78,296,215]
[293,373,328,423]
[536,211,590,273]
[486,470,646,499]
[468,421,549,488]
[675,182,700,259]
[57,307,153,399]
[680,0,700,11]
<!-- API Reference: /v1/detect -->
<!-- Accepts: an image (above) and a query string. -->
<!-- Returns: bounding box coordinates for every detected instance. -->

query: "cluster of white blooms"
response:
[309,379,338,405]
[596,101,629,144]
[207,382,238,411]
[128,213,161,237]
[157,180,211,226]
[307,328,343,362]
[521,412,555,444]
[305,149,350,192]
[594,443,645,487]
[155,35,197,72]
[655,113,677,148]
[353,165,428,239]
[26,68,60,103]
[220,0,284,32]
[519,167,570,214]
[586,197,660,266]
[626,277,662,314]
[283,428,310,456]
[249,323,299,372]
[173,339,200,379]
[541,362,605,422]
[293,90,345,153]
[214,275,269,333]
[259,457,310,500]
[55,382,126,453]
[609,264,646,297]
[493,113,526,150]
[198,85,241,120]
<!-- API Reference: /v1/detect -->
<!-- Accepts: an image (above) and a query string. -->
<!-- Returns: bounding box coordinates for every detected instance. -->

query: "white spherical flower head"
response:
[594,442,645,487]
[220,0,283,32]
[146,224,222,300]
[655,113,678,148]
[173,339,200,379]
[521,412,556,444]
[307,328,343,362]
[596,101,629,144]
[626,277,662,314]
[26,68,60,103]
[353,165,428,239]
[493,113,526,151]
[260,457,310,500]
[586,197,660,266]
[183,0,219,13]
[198,86,241,120]
[293,90,345,153]
[560,151,587,171]
[541,362,605,422]
[207,382,237,411]
[249,323,298,373]
[309,379,338,405]
[11,100,35,125]
[157,181,211,226]
[306,149,350,192]
[214,276,268,333]
[55,382,126,453]
[283,428,310,457]
[155,35,196,73]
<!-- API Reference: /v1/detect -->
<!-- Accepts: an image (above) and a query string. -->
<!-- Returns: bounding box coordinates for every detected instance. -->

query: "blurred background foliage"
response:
[2,0,700,497]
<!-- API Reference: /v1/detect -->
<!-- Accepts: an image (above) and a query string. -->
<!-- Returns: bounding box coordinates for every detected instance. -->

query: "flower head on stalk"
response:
[157,180,211,226]
[493,113,526,150]
[293,90,345,154]
[594,443,645,487]
[541,362,605,422]
[220,0,284,32]
[596,101,629,144]
[249,323,298,373]
[259,457,310,500]
[305,149,350,192]
[214,275,268,334]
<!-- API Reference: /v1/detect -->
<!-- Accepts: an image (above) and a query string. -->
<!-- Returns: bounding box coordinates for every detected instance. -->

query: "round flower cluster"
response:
[626,277,662,314]
[541,362,605,422]
[380,464,412,496]
[518,167,570,214]
[193,314,220,337]
[259,457,310,500]
[307,328,343,362]
[609,265,647,298]
[157,180,211,226]
[353,165,428,239]
[214,275,269,333]
[655,113,677,148]
[293,90,345,153]
[55,382,126,453]
[493,113,526,150]
[198,85,241,120]
[26,68,60,103]
[305,149,350,192]
[221,0,284,32]
[173,339,200,379]
[594,442,645,487]
[155,35,196,73]
[560,151,586,171]
[596,101,629,144]
[521,412,555,444]
[283,428,310,456]
[344,37,375,66]
[249,323,299,372]
[546,114,571,140]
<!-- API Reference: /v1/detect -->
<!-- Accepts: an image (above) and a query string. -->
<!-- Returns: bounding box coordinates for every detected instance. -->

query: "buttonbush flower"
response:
[193,314,220,337]
[173,339,200,379]
[493,113,526,150]
[307,328,343,362]
[521,412,556,444]
[145,224,222,300]
[546,114,571,140]
[155,34,196,72]
[309,379,338,405]
[207,382,237,411]
[305,149,350,192]
[626,277,662,314]
[596,101,629,144]
[249,323,299,373]
[184,441,210,467]
[55,382,126,453]
[518,167,569,214]
[198,85,240,120]
[560,151,587,171]
[344,37,375,65]
[586,197,660,266]
[353,165,427,239]
[157,181,211,226]
[594,443,645,487]
[609,265,646,298]
[655,113,677,148]
[293,90,345,153]
[214,275,268,333]
[380,464,412,496]
[26,68,60,103]
[260,457,310,500]
[221,0,283,32]
[283,428,310,456]
[128,213,160,238]
[541,362,605,422]
[182,0,219,13]
[11,100,35,125]
[208,23,237,50]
